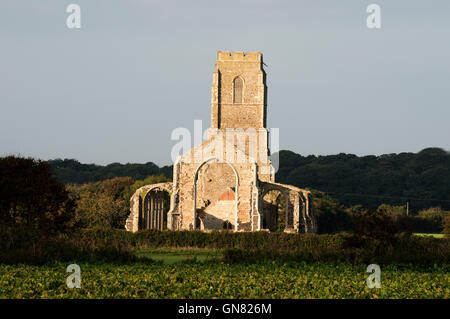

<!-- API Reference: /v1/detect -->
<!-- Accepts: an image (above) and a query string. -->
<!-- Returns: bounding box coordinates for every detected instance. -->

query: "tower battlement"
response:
[217,51,262,62]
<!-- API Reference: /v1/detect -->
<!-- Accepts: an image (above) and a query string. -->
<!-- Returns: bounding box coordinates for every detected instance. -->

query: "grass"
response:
[133,248,221,264]
[414,233,445,238]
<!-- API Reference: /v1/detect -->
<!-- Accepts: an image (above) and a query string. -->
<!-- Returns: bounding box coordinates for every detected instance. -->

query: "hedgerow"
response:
[65,229,450,266]
[1,228,449,265]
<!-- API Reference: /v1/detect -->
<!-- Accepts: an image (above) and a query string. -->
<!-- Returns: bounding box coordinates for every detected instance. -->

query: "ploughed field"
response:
[0,249,448,299]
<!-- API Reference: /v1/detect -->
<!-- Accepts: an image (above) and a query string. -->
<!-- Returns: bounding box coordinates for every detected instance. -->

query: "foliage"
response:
[0,230,151,265]
[276,147,450,211]
[45,149,450,235]
[49,158,172,184]
[376,204,407,217]
[67,177,134,229]
[123,174,170,201]
[221,234,449,265]
[417,207,447,231]
[312,192,447,235]
[1,227,448,266]
[443,215,450,237]
[345,209,412,258]
[372,205,447,234]
[310,189,353,234]
[67,174,170,229]
[48,148,450,213]
[0,156,76,237]
[351,209,412,240]
[0,261,448,298]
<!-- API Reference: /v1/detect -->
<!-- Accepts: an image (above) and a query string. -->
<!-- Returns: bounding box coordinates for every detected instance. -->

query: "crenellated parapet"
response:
[217,51,262,62]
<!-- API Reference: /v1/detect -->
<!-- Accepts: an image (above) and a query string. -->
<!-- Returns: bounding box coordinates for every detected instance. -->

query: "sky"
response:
[1,0,449,166]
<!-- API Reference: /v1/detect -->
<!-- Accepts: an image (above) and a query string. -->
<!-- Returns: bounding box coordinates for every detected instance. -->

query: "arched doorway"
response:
[140,189,170,230]
[193,158,239,231]
[262,190,288,232]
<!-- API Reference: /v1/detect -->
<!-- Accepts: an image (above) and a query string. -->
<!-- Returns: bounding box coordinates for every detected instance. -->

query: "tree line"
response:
[276,147,450,212]
[49,147,450,212]
[49,158,172,185]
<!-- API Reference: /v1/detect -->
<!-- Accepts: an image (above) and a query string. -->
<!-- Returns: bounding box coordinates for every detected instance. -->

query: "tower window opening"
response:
[233,77,243,103]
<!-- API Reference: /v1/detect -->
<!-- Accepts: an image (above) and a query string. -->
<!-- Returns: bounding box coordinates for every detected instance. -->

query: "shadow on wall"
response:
[198,211,234,230]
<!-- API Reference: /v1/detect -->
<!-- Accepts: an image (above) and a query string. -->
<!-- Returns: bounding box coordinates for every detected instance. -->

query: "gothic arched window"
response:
[233,77,243,103]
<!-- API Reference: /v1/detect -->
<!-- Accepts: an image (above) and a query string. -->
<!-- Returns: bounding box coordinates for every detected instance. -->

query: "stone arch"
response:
[141,188,170,230]
[261,188,289,232]
[303,192,317,233]
[125,182,173,232]
[193,158,239,231]
[259,182,312,233]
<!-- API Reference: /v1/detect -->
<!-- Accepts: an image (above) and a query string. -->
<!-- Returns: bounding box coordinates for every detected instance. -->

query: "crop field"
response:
[0,249,448,299]
[1,230,448,299]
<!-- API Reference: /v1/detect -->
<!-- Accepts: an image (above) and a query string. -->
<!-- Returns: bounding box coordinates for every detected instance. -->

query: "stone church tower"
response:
[126,51,316,233]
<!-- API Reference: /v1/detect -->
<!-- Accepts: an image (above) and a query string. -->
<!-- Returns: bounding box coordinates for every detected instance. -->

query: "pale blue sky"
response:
[1,0,449,165]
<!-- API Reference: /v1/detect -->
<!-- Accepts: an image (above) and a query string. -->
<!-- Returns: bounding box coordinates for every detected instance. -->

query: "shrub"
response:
[311,190,352,234]
[0,156,76,236]
[443,215,450,237]
[2,228,448,265]
[66,228,450,266]
[68,175,170,229]
[414,207,446,233]
[351,209,412,241]
[68,177,135,229]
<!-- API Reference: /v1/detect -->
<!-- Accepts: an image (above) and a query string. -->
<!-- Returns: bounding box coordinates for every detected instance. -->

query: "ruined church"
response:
[125,51,316,233]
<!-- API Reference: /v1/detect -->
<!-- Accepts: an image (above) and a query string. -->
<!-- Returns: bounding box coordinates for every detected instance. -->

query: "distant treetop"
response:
[46,147,450,211]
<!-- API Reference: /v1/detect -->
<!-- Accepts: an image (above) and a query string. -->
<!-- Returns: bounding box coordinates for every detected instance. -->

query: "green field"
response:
[1,230,448,299]
[0,249,448,299]
[414,233,445,238]
[134,248,221,264]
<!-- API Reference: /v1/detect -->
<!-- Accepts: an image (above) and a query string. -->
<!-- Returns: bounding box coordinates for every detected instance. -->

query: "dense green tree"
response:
[68,177,135,229]
[413,207,448,233]
[443,215,450,237]
[310,190,352,234]
[68,174,170,229]
[49,158,172,184]
[275,148,450,211]
[349,208,412,245]
[376,204,406,218]
[0,156,76,236]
